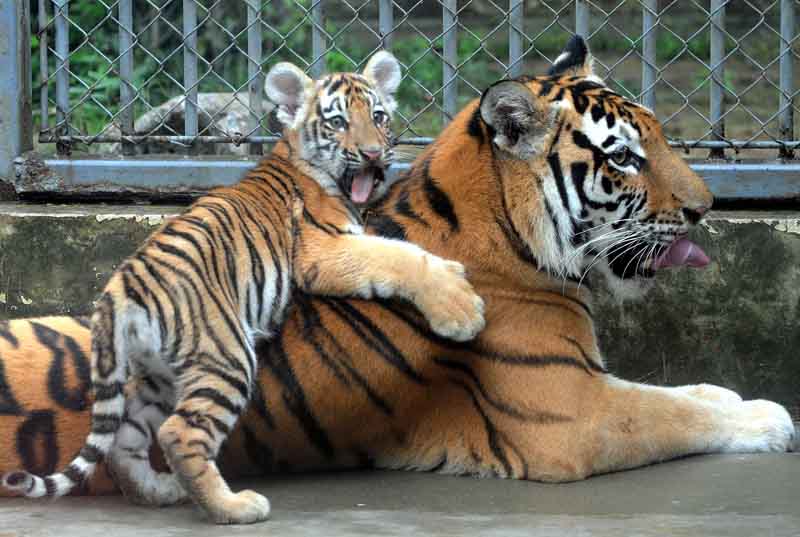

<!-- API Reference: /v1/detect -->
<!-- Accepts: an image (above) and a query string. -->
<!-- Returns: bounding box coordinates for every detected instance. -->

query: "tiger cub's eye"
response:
[328,116,346,130]
[373,111,387,125]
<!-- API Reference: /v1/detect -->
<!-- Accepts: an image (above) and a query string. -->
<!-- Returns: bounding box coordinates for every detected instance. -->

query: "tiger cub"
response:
[2,51,485,524]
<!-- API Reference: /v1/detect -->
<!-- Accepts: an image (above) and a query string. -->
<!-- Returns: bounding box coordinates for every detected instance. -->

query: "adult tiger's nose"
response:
[359,148,382,161]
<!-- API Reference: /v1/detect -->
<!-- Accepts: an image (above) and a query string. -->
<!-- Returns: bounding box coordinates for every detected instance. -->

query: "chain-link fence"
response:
[28,1,800,157]
[1,1,799,198]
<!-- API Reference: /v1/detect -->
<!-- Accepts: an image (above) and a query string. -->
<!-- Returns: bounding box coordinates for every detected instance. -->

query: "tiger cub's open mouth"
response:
[343,165,386,205]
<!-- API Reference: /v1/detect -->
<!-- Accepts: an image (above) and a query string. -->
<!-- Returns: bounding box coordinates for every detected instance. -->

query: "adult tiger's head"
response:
[476,36,713,296]
[265,51,401,206]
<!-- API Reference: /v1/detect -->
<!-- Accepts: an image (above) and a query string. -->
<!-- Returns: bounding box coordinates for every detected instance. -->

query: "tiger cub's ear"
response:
[362,51,402,114]
[479,80,555,160]
[548,35,595,78]
[265,62,313,128]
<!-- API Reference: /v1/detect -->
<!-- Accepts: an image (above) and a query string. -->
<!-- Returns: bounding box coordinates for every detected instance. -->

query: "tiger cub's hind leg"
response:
[157,346,269,525]
[109,388,187,506]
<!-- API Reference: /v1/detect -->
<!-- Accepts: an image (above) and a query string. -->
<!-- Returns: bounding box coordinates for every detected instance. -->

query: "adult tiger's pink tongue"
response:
[350,171,373,203]
[652,237,710,270]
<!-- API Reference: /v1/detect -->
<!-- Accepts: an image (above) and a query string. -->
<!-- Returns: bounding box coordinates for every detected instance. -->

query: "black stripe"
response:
[473,346,593,376]
[321,298,427,385]
[259,338,335,459]
[44,476,58,496]
[435,358,571,424]
[183,387,242,415]
[197,365,251,403]
[548,153,573,216]
[93,381,124,401]
[63,464,85,484]
[453,381,513,477]
[0,320,19,347]
[394,190,430,227]
[369,214,406,240]
[91,413,122,435]
[422,159,459,231]
[562,336,607,374]
[122,417,149,439]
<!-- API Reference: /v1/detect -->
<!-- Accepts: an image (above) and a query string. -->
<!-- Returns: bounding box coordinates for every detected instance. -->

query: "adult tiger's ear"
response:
[362,50,402,114]
[548,35,595,78]
[265,62,313,128]
[479,80,554,160]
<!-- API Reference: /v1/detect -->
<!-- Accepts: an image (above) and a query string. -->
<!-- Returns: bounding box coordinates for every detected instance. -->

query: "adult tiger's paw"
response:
[678,383,743,406]
[207,489,271,525]
[415,256,485,342]
[721,400,795,453]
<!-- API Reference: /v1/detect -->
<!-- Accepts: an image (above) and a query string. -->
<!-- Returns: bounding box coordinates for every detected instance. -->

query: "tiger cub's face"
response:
[480,37,713,296]
[266,52,401,207]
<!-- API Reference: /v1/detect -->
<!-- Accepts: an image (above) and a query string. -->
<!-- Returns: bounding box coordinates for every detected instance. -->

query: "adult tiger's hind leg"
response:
[108,389,187,506]
[157,346,269,525]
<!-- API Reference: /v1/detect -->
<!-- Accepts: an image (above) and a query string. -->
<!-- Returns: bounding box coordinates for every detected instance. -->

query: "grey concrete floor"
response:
[1,454,799,537]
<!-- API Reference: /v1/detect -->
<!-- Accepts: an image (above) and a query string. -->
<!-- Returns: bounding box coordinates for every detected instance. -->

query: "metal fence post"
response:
[379,0,394,50]
[311,0,326,78]
[442,0,458,122]
[575,0,589,37]
[247,0,264,155]
[779,0,795,159]
[508,0,524,78]
[119,0,135,156]
[710,0,727,159]
[0,0,33,182]
[183,0,198,154]
[641,0,658,111]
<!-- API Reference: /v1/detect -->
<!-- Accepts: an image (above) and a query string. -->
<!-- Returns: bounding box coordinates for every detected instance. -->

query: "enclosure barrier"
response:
[1,1,800,200]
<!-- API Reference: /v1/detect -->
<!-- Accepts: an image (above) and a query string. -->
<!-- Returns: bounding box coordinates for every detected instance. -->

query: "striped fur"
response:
[0,53,484,525]
[0,37,794,514]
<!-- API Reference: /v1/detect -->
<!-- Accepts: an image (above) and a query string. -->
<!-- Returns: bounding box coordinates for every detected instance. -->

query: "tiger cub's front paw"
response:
[415,256,485,342]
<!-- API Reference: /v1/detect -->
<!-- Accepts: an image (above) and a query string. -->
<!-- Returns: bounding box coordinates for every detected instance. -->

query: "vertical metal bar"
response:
[641,0,657,111]
[509,0,523,78]
[119,0,135,156]
[310,0,326,78]
[183,0,198,152]
[575,0,589,37]
[379,0,394,49]
[248,0,263,155]
[710,0,726,159]
[442,0,457,122]
[54,0,70,151]
[0,0,32,180]
[779,0,795,158]
[38,0,49,135]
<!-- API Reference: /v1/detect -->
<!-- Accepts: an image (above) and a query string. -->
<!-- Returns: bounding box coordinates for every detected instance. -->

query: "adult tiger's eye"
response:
[611,147,631,166]
[373,111,387,124]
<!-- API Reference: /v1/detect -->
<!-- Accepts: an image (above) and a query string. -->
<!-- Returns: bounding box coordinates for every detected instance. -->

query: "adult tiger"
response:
[0,51,485,525]
[0,36,793,512]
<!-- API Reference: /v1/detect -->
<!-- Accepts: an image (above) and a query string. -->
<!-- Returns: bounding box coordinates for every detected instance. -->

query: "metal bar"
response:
[38,0,49,135]
[183,0,198,153]
[641,0,657,111]
[0,0,33,180]
[119,0,135,156]
[379,0,394,49]
[310,0,326,77]
[54,0,70,152]
[247,0,263,155]
[779,0,795,159]
[11,158,800,202]
[442,0,457,122]
[575,0,589,37]
[709,0,726,159]
[37,134,800,150]
[508,0,524,78]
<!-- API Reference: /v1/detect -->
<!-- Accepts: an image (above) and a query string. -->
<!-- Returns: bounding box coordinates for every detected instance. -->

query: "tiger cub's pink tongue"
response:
[653,237,710,270]
[351,171,374,204]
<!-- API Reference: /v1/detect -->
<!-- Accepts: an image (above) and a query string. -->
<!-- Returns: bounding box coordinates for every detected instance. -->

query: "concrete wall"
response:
[0,203,797,417]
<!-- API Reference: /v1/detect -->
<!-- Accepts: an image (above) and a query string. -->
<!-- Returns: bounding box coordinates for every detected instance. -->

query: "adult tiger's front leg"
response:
[579,376,795,479]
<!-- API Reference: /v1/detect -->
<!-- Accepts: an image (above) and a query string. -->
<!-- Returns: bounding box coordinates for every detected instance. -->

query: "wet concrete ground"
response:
[0,453,798,536]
